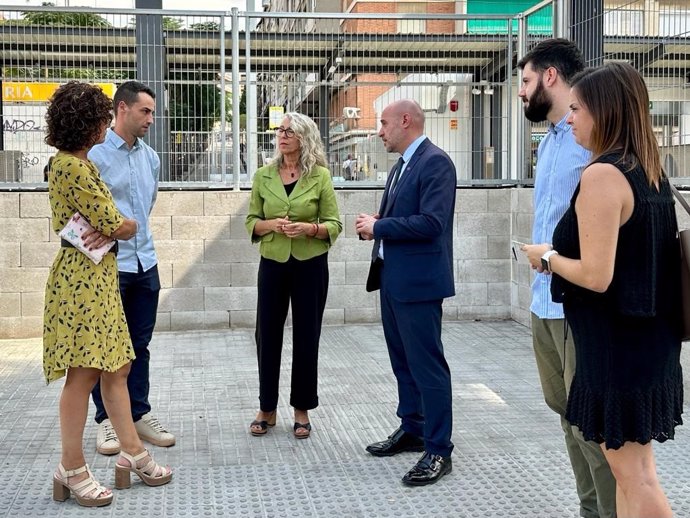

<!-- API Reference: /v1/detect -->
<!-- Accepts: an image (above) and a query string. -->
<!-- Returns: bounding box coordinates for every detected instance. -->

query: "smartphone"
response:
[511,240,530,264]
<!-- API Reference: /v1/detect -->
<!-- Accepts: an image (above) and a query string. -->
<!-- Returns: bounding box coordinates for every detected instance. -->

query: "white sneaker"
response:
[134,413,176,447]
[96,419,121,455]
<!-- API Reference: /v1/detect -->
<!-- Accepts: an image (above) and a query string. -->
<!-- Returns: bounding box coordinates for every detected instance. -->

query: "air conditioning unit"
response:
[343,107,361,119]
[0,151,22,182]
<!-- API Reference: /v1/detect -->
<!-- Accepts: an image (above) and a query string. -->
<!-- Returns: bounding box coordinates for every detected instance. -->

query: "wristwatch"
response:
[541,250,559,272]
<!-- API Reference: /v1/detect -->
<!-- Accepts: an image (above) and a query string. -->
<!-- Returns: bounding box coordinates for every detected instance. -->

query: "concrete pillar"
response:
[135,0,169,180]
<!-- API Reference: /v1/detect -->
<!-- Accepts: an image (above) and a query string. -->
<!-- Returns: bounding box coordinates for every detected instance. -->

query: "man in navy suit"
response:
[356,99,456,486]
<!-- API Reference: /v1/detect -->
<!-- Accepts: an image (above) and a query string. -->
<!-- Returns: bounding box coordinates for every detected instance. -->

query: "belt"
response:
[61,238,119,255]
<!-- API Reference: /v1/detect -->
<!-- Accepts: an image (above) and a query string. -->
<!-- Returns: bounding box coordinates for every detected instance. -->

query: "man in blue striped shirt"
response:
[518,40,616,518]
[88,81,175,456]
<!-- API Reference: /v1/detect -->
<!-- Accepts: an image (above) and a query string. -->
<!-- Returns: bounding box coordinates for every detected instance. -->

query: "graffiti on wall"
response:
[2,107,50,182]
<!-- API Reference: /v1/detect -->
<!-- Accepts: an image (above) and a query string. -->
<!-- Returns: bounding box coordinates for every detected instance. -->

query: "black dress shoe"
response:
[366,427,425,457]
[402,452,452,486]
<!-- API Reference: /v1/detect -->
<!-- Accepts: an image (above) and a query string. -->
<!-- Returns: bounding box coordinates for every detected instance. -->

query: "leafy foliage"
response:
[11,4,236,137]
[169,84,221,133]
[189,21,220,31]
[127,16,183,29]
[21,2,111,27]
[163,17,184,30]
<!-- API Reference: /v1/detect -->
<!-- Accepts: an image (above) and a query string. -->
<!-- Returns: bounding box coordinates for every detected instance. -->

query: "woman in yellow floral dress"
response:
[44,82,172,508]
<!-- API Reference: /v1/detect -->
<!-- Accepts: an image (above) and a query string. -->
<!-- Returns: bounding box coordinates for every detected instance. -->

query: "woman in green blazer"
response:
[246,112,342,439]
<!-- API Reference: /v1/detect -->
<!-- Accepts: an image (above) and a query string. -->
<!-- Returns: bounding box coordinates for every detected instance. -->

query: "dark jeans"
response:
[92,262,160,423]
[255,253,329,411]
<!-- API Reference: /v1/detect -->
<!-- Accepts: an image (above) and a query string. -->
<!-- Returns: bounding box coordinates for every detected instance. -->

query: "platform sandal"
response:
[114,449,173,489]
[250,410,277,436]
[53,463,113,507]
[293,422,312,439]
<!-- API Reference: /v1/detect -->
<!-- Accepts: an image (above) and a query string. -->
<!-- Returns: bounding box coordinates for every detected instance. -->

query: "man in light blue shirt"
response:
[88,81,175,456]
[518,40,616,518]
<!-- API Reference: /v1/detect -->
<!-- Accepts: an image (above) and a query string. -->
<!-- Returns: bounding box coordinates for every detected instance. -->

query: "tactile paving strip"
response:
[1,321,689,517]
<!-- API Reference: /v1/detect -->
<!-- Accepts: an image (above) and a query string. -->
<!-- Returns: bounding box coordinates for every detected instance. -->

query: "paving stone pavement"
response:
[1,320,690,517]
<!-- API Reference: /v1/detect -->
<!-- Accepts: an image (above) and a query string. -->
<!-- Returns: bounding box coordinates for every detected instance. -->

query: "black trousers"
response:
[255,253,329,411]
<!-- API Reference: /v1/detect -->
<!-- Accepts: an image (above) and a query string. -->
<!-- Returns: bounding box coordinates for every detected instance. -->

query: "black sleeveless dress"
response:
[551,152,683,450]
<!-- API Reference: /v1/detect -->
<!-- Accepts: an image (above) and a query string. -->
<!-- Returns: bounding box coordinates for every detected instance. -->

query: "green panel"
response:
[467,0,553,35]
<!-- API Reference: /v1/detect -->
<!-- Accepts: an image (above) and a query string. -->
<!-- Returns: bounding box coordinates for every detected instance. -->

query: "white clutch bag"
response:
[58,212,116,265]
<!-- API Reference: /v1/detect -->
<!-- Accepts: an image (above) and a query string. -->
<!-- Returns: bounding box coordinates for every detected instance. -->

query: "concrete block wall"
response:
[511,188,535,327]
[454,188,513,321]
[509,186,690,328]
[22,184,690,338]
[0,187,529,339]
[1,192,53,338]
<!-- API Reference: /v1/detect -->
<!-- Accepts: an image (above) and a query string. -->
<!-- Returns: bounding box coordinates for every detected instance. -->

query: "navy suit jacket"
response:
[369,137,456,303]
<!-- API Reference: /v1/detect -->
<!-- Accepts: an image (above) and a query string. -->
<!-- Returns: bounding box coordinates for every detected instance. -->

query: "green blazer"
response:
[245,164,342,262]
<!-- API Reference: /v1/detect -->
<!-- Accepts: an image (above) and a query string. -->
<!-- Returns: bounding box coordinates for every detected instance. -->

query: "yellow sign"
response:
[449,119,458,130]
[269,106,285,129]
[2,82,116,102]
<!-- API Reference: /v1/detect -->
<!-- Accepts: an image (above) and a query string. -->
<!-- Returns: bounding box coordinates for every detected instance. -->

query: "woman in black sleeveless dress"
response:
[524,62,682,517]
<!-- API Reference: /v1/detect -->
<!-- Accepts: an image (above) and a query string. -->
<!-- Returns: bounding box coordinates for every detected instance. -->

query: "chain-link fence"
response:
[0,2,688,186]
[592,0,690,179]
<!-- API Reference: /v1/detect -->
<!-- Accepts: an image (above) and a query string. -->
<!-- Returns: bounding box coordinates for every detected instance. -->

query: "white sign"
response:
[269,106,284,129]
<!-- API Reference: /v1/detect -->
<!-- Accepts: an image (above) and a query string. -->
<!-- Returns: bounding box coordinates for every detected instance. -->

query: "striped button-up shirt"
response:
[88,128,160,273]
[530,114,590,319]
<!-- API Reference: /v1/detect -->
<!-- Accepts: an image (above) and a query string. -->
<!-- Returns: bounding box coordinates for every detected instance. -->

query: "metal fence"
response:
[0,2,688,188]
[591,0,690,180]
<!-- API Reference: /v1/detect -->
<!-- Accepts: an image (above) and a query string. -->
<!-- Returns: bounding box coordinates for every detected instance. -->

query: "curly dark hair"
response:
[44,81,113,152]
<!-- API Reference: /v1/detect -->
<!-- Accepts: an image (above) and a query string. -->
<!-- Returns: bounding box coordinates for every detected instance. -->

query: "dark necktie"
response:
[389,157,405,193]
[372,157,405,261]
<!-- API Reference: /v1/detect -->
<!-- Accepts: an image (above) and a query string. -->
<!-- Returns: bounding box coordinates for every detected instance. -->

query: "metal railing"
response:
[0,2,688,189]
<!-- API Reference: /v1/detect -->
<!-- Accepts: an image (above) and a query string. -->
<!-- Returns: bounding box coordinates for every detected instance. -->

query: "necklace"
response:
[282,166,298,179]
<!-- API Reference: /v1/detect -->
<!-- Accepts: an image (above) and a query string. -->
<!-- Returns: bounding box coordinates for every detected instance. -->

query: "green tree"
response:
[21,2,111,27]
[189,21,220,31]
[14,4,229,149]
[128,16,183,29]
[238,88,247,129]
[220,85,247,128]
[10,4,123,81]
[163,17,184,30]
[169,84,221,133]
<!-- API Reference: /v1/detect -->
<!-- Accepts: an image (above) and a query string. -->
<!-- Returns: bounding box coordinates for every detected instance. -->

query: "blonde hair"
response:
[271,112,327,177]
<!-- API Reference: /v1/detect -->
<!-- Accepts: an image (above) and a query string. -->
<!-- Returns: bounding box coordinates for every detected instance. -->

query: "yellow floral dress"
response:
[43,151,134,383]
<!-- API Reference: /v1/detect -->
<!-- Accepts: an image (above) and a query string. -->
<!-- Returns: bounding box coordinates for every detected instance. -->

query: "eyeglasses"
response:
[275,126,296,138]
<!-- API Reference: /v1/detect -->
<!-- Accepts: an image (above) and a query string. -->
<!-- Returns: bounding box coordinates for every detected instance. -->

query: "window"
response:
[659,10,690,37]
[604,9,644,36]
[397,2,426,34]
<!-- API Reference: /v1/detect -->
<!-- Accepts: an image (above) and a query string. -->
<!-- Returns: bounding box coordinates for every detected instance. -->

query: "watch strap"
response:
[541,250,558,271]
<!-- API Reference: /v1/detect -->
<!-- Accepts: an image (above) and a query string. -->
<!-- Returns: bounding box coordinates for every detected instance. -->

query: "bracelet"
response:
[311,223,319,237]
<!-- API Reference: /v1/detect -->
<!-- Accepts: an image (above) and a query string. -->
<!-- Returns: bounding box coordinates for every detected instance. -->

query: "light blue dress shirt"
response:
[530,115,590,319]
[378,134,428,259]
[88,128,160,274]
